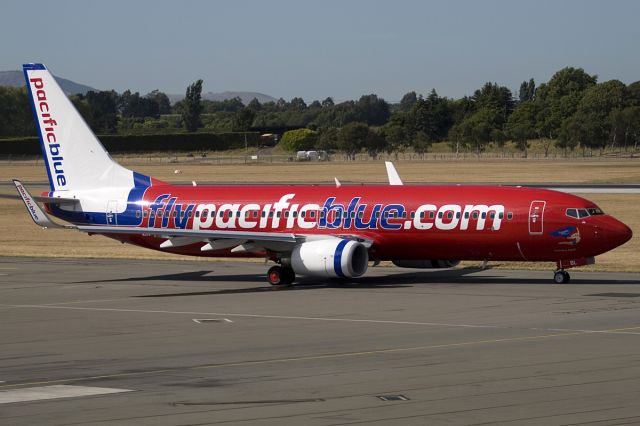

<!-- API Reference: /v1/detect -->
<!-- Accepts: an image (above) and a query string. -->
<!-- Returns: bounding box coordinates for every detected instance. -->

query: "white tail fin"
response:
[23,63,134,192]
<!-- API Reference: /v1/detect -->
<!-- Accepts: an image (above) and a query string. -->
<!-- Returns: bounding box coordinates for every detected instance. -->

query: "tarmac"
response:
[1,257,640,425]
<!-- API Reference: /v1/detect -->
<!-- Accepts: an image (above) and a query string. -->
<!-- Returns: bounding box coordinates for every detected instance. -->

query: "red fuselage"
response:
[98,184,631,264]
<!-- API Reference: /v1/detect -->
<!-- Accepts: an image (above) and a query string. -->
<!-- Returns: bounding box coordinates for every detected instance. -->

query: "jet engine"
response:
[291,239,368,278]
[392,260,460,269]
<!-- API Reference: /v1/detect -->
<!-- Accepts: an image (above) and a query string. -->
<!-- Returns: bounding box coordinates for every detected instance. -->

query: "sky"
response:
[2,0,639,102]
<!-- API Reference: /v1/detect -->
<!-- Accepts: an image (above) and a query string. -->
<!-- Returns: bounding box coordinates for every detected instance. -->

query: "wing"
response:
[13,180,373,252]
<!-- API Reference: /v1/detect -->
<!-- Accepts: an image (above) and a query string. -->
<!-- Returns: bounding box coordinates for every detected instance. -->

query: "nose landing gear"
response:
[553,270,571,284]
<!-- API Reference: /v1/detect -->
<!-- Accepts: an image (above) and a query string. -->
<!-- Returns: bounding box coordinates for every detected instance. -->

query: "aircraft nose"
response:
[604,217,633,248]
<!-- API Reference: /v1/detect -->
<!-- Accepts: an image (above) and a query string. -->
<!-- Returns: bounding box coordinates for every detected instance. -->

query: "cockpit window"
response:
[566,207,603,219]
[577,209,590,218]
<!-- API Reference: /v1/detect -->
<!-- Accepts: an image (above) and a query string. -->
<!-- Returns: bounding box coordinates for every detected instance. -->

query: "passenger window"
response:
[456,212,461,219]
[446,212,452,219]
[143,210,148,218]
[464,212,469,219]
[490,212,495,219]
[359,211,364,218]
[438,212,443,219]
[481,212,487,219]
[135,210,141,218]
[472,212,478,219]
[507,212,513,220]
[498,212,504,219]
[429,212,435,219]
[172,211,177,218]
[309,211,316,219]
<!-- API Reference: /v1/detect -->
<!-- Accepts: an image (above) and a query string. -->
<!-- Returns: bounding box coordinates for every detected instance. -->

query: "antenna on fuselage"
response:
[334,177,341,188]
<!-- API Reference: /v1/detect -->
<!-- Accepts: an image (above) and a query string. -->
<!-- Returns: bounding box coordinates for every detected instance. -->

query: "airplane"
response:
[13,63,632,286]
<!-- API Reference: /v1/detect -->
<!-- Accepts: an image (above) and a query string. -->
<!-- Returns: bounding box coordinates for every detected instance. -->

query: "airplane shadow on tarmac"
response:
[72,267,640,298]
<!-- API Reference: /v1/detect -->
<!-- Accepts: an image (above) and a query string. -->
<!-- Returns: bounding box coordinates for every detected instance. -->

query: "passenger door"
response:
[528,200,545,235]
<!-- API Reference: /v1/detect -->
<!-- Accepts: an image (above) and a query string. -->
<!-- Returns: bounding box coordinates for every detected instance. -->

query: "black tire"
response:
[267,266,284,286]
[282,267,296,285]
[553,271,570,284]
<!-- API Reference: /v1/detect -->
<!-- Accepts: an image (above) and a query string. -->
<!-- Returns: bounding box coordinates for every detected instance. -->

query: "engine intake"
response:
[291,239,368,278]
[392,260,460,269]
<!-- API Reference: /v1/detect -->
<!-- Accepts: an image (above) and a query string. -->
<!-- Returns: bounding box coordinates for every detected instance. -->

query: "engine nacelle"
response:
[291,239,368,278]
[392,260,460,269]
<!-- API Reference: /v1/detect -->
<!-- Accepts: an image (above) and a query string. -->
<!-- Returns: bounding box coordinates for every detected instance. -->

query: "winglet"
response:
[12,180,74,229]
[385,161,403,185]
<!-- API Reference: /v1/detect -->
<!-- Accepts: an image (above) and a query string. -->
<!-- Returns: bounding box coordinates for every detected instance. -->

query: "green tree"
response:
[506,102,538,156]
[560,80,628,153]
[232,108,256,131]
[337,122,369,160]
[146,90,172,114]
[518,78,535,103]
[398,91,417,112]
[456,108,501,157]
[317,127,339,151]
[412,131,431,158]
[279,128,318,151]
[86,90,119,133]
[355,94,390,126]
[410,89,453,142]
[0,86,35,137]
[364,128,387,159]
[182,79,203,132]
[382,122,410,158]
[610,106,640,150]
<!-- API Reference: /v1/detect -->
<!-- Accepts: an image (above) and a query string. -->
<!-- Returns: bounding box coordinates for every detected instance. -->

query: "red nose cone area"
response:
[608,218,633,248]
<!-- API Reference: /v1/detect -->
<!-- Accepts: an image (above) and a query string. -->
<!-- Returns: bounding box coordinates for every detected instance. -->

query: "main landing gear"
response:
[553,270,571,284]
[267,265,296,286]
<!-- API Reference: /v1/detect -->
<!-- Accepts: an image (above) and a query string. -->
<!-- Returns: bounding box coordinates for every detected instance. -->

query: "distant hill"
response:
[0,70,97,95]
[1,70,277,105]
[168,91,277,105]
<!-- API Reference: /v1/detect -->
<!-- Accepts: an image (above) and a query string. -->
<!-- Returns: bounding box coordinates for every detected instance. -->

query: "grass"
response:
[0,159,638,271]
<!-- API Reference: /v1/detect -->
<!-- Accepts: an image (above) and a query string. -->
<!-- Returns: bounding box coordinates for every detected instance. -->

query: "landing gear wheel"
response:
[553,270,571,284]
[267,266,295,286]
[282,267,296,285]
[267,266,284,286]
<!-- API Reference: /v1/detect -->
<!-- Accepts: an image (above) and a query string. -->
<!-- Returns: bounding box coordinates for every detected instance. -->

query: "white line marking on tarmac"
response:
[2,304,500,329]
[0,385,131,404]
[3,303,640,336]
[192,318,233,324]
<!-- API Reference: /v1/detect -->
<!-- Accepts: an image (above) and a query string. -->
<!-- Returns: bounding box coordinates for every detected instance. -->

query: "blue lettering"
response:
[161,197,177,228]
[380,204,405,230]
[319,197,344,229]
[355,203,381,229]
[174,204,195,229]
